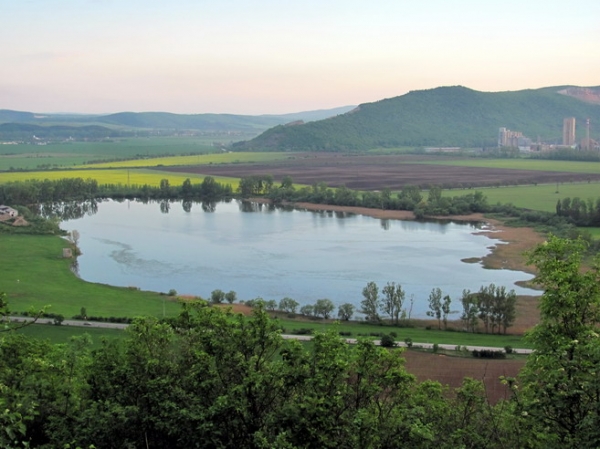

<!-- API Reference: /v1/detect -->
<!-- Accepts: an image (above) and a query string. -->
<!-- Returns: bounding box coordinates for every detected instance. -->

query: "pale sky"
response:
[2,0,599,115]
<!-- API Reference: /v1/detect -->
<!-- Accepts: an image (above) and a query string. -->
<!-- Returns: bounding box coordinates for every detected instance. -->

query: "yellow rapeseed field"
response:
[0,169,240,189]
[77,152,291,168]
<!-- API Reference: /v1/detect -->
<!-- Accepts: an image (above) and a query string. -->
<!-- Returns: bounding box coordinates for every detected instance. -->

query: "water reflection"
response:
[201,201,216,213]
[160,200,170,214]
[35,200,99,220]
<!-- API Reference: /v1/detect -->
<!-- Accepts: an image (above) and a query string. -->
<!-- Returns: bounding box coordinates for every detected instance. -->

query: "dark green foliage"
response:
[471,349,506,359]
[0,176,234,205]
[519,236,600,447]
[3,273,597,449]
[337,303,355,321]
[556,196,600,226]
[379,333,396,347]
[233,85,600,151]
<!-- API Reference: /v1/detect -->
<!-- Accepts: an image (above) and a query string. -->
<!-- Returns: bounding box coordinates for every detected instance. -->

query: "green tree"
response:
[314,298,335,319]
[361,281,380,322]
[476,284,494,333]
[159,178,170,195]
[381,281,405,325]
[299,305,314,317]
[337,303,355,321]
[520,236,600,447]
[280,175,294,190]
[181,178,193,197]
[494,285,517,334]
[200,176,218,197]
[225,290,237,304]
[427,185,442,205]
[279,297,299,314]
[264,299,277,311]
[460,289,479,332]
[441,294,452,330]
[210,289,225,304]
[427,287,443,329]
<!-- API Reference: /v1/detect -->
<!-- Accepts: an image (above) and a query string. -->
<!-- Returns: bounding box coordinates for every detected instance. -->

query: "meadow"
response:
[419,158,600,175]
[277,316,528,348]
[0,136,230,170]
[11,310,527,350]
[446,181,600,212]
[15,322,126,347]
[1,234,182,318]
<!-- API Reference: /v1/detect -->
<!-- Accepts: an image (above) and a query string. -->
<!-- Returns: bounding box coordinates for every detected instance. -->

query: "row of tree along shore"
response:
[240,281,516,334]
[2,175,600,251]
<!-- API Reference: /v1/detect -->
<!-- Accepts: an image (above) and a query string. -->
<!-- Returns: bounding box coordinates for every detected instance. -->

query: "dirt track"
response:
[160,153,600,190]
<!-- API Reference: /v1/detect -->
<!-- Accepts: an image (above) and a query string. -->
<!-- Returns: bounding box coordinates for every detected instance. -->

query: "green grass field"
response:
[1,234,182,318]
[419,158,600,175]
[14,323,126,347]
[277,317,528,349]
[445,181,600,212]
[11,315,526,350]
[0,137,228,170]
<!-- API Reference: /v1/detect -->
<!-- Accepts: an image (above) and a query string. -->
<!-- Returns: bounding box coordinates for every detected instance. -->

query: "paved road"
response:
[9,316,129,330]
[280,333,532,354]
[11,317,532,354]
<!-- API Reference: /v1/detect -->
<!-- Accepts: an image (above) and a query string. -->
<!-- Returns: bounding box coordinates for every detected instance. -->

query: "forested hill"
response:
[232,86,600,151]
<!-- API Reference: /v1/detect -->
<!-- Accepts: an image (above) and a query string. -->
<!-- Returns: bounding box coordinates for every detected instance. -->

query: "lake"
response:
[62,199,535,318]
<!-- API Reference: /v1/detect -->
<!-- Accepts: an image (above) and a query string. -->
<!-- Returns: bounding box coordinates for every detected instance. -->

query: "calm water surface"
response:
[62,199,535,317]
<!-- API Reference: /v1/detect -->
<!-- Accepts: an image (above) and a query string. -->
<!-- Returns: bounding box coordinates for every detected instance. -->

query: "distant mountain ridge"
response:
[232,85,600,151]
[0,106,355,134]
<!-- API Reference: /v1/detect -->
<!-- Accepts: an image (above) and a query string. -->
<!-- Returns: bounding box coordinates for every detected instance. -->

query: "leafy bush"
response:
[380,333,396,348]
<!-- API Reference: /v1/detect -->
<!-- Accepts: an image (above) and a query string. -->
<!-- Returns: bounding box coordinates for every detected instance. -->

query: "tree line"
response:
[556,196,600,227]
[1,236,600,448]
[240,280,516,334]
[237,175,489,217]
[0,176,233,205]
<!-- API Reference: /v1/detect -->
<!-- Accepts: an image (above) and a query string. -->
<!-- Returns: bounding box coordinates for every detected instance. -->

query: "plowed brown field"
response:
[402,350,523,404]
[159,153,600,190]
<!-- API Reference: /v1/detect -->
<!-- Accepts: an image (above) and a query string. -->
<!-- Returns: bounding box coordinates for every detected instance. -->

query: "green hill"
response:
[232,86,600,151]
[0,109,36,124]
[0,106,355,140]
[0,123,136,141]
